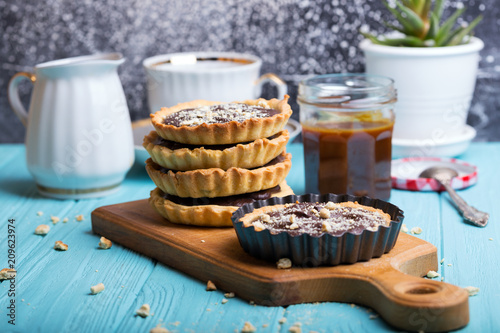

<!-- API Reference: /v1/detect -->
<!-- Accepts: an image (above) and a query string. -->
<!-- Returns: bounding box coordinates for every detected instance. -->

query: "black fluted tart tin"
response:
[231,193,404,267]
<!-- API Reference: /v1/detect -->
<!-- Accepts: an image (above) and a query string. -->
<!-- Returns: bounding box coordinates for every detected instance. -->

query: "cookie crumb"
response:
[0,268,16,280]
[262,324,269,328]
[50,216,60,224]
[369,314,379,320]
[278,317,287,324]
[321,221,332,233]
[206,280,217,291]
[90,283,105,295]
[221,298,228,304]
[260,214,271,223]
[426,270,440,278]
[488,238,493,241]
[37,211,44,216]
[289,322,302,333]
[465,286,479,296]
[249,300,255,305]
[54,241,68,251]
[98,237,112,249]
[324,201,335,210]
[224,292,235,298]
[34,224,50,235]
[150,324,170,333]
[440,258,445,264]
[241,321,256,333]
[201,240,205,243]
[252,221,265,231]
[75,214,84,222]
[277,258,292,269]
[411,227,423,235]
[447,264,452,267]
[350,303,355,308]
[401,224,408,233]
[62,217,69,223]
[319,208,330,219]
[136,304,150,318]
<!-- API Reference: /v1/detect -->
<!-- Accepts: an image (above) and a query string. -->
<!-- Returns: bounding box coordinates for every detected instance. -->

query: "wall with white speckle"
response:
[1,0,498,143]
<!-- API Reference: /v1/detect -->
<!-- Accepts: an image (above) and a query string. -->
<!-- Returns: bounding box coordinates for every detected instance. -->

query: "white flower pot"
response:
[360,37,483,156]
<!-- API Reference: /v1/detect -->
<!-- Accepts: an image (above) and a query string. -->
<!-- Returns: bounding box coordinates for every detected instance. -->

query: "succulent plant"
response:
[362,0,482,47]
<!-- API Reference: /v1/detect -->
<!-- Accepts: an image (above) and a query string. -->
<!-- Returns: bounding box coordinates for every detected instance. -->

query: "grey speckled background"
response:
[1,0,499,143]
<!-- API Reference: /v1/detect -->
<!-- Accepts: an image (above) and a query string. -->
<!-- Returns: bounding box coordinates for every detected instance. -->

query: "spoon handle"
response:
[438,178,489,227]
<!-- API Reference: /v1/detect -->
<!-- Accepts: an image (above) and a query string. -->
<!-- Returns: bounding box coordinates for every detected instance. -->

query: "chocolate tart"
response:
[150,96,292,145]
[232,193,404,266]
[145,152,292,198]
[149,181,294,227]
[143,130,290,171]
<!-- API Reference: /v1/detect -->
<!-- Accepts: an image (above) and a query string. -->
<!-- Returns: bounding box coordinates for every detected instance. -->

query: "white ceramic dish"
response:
[132,118,301,165]
[392,125,476,158]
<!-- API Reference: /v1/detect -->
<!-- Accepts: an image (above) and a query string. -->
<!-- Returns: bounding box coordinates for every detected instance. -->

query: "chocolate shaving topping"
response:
[153,133,281,150]
[162,185,281,207]
[163,103,280,127]
[254,202,388,237]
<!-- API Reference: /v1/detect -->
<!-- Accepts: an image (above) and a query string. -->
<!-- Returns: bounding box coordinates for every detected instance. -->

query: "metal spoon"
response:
[419,166,489,227]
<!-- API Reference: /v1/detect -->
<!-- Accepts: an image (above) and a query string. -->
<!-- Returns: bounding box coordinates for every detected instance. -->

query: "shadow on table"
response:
[0,177,39,198]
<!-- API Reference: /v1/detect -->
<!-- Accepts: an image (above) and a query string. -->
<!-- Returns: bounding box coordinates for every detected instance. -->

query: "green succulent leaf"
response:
[432,0,445,21]
[373,36,427,47]
[383,21,408,34]
[395,1,425,35]
[365,0,481,47]
[444,15,483,46]
[435,7,465,46]
[424,12,439,40]
[383,1,416,35]
[403,0,418,12]
[421,0,432,18]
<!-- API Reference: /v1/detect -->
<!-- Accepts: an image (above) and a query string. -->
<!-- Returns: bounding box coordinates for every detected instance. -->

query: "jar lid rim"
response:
[298,74,396,107]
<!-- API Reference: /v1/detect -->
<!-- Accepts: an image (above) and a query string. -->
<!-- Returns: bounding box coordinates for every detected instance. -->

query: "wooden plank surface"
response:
[91,198,470,332]
[0,143,499,333]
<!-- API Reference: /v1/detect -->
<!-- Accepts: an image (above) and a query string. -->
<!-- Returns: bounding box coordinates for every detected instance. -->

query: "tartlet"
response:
[149,181,294,227]
[150,96,292,145]
[143,130,290,171]
[145,152,292,198]
[232,193,404,266]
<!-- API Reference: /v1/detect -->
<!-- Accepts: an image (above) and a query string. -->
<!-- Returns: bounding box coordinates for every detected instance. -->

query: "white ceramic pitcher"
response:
[8,53,134,199]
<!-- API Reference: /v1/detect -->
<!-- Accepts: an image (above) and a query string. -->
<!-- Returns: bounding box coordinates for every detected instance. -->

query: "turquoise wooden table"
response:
[1,142,499,333]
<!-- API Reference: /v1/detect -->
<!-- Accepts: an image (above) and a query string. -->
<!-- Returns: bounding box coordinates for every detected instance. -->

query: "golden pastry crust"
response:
[150,96,292,145]
[145,152,292,198]
[149,182,294,227]
[143,130,290,171]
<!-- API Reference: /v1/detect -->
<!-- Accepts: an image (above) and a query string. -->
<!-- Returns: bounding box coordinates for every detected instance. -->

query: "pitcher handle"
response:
[255,73,288,99]
[8,72,36,127]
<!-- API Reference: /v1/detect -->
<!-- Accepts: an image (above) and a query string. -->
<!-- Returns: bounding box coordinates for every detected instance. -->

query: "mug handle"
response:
[254,73,288,99]
[8,72,36,127]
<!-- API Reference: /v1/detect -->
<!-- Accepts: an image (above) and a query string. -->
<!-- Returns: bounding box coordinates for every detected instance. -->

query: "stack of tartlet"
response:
[143,96,294,227]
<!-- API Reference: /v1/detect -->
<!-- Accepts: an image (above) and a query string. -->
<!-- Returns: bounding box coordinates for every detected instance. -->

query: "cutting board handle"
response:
[367,267,469,332]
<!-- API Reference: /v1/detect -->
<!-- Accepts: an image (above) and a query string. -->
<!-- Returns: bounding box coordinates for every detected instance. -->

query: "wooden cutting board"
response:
[91,199,469,332]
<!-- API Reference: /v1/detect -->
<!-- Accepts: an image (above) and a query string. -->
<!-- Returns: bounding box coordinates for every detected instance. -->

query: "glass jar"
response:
[298,74,397,200]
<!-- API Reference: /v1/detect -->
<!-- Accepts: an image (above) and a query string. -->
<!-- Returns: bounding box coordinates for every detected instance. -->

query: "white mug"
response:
[143,51,288,113]
[8,53,134,199]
